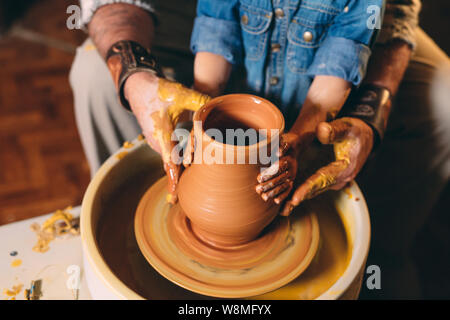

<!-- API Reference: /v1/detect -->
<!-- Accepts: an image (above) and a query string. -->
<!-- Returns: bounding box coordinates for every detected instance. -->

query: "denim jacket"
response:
[191,0,385,128]
[79,0,415,48]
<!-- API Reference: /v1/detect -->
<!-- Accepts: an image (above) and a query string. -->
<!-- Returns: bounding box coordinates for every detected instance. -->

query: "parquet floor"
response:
[0,0,89,225]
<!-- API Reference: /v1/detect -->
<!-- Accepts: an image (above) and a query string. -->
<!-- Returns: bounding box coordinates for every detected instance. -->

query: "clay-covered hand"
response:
[280,117,374,216]
[124,71,211,203]
[255,132,303,205]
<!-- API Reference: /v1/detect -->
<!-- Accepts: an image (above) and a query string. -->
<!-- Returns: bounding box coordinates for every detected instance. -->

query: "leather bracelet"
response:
[106,40,163,110]
[338,84,392,148]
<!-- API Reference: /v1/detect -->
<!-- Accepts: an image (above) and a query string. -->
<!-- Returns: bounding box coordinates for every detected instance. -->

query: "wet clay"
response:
[96,169,350,299]
[169,205,293,269]
[253,197,351,300]
[135,177,319,297]
[178,94,285,246]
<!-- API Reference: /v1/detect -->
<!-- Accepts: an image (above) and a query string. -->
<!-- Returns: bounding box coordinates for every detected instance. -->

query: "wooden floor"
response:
[0,0,89,225]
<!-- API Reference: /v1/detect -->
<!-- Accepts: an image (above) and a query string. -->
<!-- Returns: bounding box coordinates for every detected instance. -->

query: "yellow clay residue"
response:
[344,187,353,199]
[31,206,79,253]
[307,172,337,199]
[334,137,354,202]
[3,284,23,300]
[304,161,347,201]
[123,141,134,149]
[152,79,211,162]
[302,132,357,200]
[116,151,128,160]
[137,134,145,141]
[11,259,22,268]
[302,136,356,200]
[42,207,73,232]
[84,44,96,51]
[157,78,210,124]
[334,138,353,165]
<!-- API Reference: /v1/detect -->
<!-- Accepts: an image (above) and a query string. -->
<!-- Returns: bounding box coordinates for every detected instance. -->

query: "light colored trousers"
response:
[69,28,450,299]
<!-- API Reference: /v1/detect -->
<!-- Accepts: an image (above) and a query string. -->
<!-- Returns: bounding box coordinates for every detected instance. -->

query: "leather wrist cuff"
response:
[106,40,163,110]
[338,84,392,148]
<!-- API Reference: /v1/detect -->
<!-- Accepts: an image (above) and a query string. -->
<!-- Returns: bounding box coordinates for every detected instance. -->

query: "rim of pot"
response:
[193,94,285,153]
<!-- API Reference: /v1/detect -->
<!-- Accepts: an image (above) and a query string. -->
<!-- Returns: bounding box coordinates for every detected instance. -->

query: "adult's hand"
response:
[87,4,217,203]
[280,117,374,216]
[255,75,354,211]
[124,72,210,203]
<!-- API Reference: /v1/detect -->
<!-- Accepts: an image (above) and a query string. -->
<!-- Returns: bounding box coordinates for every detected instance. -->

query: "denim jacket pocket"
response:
[286,17,328,73]
[239,4,273,61]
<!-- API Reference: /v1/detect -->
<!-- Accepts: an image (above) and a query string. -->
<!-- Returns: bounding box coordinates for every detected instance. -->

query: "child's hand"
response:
[255,133,302,205]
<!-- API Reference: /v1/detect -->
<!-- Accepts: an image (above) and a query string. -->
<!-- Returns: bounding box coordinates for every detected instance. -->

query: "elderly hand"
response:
[124,72,210,203]
[280,117,374,216]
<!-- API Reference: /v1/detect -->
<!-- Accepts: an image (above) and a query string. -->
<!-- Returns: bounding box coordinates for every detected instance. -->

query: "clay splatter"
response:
[116,151,128,160]
[3,284,23,300]
[31,206,80,253]
[84,44,96,51]
[123,141,134,149]
[343,187,353,199]
[10,259,22,268]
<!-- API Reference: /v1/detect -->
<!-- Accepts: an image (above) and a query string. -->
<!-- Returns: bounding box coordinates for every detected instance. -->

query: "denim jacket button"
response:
[274,8,285,18]
[270,77,279,85]
[303,31,313,42]
[241,14,249,25]
[271,43,281,52]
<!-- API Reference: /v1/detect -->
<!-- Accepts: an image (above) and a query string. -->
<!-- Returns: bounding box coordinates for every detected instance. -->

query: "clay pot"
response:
[177,94,285,247]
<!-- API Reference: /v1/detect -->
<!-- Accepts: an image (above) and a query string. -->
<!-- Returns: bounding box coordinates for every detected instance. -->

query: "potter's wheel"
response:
[135,177,320,298]
[81,138,370,300]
